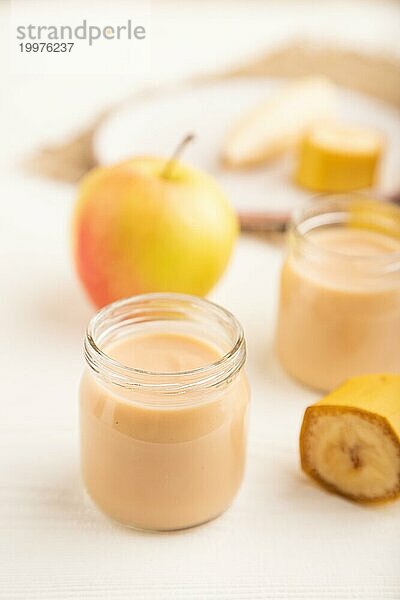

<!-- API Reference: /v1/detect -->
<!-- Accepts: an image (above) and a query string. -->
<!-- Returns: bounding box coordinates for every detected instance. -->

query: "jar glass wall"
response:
[80,293,249,531]
[275,195,400,391]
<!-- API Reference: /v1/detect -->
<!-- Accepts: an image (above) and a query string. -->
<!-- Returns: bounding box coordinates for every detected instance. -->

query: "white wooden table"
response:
[1,2,400,598]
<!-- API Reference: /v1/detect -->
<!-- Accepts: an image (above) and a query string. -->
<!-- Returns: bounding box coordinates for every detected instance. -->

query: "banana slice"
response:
[295,121,384,192]
[300,374,400,502]
[221,77,337,168]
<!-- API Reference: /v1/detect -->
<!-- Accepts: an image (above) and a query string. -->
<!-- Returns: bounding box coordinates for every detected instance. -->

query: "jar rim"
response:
[290,193,400,269]
[84,292,246,395]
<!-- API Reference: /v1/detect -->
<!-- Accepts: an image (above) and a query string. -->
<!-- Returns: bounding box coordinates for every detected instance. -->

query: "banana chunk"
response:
[221,77,337,168]
[296,121,383,192]
[300,374,400,502]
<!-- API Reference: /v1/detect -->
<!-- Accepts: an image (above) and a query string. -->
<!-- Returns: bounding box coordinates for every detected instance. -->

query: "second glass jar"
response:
[275,195,400,391]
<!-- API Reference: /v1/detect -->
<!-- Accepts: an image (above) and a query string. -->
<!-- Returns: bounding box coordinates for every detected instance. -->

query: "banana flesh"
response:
[300,374,400,502]
[221,77,337,168]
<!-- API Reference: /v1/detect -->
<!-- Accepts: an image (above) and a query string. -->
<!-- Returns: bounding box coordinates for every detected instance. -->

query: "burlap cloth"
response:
[26,41,400,184]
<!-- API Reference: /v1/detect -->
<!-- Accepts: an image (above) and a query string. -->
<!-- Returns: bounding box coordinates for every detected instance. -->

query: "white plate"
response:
[94,78,400,214]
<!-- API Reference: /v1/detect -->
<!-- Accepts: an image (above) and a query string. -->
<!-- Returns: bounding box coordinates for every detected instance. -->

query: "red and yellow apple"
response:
[72,156,238,307]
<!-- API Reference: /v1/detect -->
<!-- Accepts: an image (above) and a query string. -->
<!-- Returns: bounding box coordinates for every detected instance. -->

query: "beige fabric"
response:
[25,41,400,183]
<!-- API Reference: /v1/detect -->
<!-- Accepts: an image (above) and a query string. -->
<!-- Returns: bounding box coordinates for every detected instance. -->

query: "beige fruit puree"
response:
[276,196,400,391]
[80,294,249,531]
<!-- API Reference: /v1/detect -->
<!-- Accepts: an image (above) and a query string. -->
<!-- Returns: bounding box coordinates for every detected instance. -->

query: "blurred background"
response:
[2,0,400,167]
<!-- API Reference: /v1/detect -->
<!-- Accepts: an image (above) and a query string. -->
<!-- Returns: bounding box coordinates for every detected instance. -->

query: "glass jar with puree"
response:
[80,293,249,531]
[276,195,400,391]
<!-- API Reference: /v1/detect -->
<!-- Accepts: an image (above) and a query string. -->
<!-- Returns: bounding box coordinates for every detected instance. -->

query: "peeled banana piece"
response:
[221,77,337,168]
[300,374,400,502]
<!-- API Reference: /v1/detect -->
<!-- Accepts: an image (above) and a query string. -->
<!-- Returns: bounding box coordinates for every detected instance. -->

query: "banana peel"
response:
[300,374,400,502]
[296,121,383,192]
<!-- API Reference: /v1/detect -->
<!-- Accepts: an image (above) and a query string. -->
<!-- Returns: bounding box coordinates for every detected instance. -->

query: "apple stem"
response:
[161,133,195,179]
